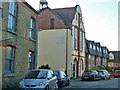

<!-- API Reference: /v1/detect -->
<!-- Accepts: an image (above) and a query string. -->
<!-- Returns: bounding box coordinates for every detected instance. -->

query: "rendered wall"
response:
[38,29,73,77]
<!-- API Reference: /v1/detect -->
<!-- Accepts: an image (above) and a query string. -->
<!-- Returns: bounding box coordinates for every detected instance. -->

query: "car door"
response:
[50,71,57,89]
[62,71,67,84]
[47,71,53,89]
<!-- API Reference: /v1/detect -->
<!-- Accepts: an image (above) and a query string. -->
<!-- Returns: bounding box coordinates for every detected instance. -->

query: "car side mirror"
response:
[53,74,55,77]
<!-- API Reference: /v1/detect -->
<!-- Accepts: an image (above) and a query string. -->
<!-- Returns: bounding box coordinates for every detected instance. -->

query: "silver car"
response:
[97,70,111,80]
[19,69,58,89]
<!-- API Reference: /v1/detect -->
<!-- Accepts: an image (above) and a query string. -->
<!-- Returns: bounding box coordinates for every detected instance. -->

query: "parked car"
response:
[114,70,120,78]
[97,70,110,80]
[81,70,102,81]
[53,70,70,88]
[19,69,58,89]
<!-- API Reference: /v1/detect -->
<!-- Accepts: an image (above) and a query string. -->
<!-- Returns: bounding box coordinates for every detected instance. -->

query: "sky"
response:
[25,0,118,51]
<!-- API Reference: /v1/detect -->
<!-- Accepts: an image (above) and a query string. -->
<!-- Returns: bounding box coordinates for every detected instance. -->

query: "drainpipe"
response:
[65,28,68,75]
[35,13,40,69]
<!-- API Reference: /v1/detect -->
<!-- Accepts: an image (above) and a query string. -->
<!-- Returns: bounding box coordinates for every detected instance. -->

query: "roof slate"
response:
[52,7,76,28]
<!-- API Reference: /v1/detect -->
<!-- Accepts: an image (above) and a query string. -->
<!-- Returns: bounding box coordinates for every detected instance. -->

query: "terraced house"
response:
[85,39,109,70]
[1,0,37,88]
[37,1,85,78]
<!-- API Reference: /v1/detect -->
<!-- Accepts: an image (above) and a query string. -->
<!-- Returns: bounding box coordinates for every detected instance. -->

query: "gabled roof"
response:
[23,2,38,14]
[108,51,120,63]
[101,47,109,58]
[52,6,76,28]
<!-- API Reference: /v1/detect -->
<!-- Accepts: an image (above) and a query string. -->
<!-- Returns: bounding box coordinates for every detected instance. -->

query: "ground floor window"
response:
[5,46,15,73]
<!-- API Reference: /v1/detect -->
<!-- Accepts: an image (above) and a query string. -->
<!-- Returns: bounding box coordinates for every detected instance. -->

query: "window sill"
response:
[29,38,36,42]
[7,28,17,35]
[4,73,16,77]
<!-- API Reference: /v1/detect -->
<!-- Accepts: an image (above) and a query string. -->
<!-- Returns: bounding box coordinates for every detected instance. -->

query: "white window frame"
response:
[75,29,77,49]
[8,1,17,31]
[5,46,15,73]
[30,17,35,39]
[80,31,82,50]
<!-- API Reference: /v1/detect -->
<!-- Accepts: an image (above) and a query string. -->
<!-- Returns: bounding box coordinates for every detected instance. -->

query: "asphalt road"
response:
[59,78,120,89]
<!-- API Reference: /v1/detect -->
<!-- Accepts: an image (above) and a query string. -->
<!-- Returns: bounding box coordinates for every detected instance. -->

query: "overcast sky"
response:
[25,0,118,51]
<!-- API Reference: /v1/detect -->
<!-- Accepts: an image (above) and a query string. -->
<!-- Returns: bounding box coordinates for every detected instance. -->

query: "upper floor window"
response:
[100,48,101,52]
[97,47,99,51]
[30,17,35,39]
[109,53,114,59]
[8,1,17,31]
[90,44,92,49]
[29,51,35,70]
[106,50,107,54]
[75,29,77,49]
[5,46,15,73]
[93,45,96,50]
[50,18,54,29]
[89,55,91,59]
[80,31,82,50]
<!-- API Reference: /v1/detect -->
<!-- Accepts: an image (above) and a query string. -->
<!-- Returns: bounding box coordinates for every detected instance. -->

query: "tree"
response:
[38,64,50,69]
[90,66,100,71]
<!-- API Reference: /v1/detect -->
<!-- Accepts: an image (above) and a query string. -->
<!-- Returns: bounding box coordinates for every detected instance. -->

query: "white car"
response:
[19,69,58,89]
[97,70,111,80]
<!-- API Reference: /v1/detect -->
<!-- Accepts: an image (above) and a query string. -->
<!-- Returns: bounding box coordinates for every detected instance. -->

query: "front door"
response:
[74,60,77,78]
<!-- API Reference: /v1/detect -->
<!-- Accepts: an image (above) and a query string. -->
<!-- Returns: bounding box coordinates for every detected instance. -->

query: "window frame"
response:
[29,51,35,70]
[30,17,35,39]
[80,31,83,51]
[50,18,54,29]
[8,1,17,31]
[5,46,15,73]
[75,29,78,50]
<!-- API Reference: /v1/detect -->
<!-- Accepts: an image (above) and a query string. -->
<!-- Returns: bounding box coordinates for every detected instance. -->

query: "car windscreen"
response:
[115,71,120,73]
[25,71,48,79]
[83,71,91,74]
[97,71,103,73]
[53,71,60,76]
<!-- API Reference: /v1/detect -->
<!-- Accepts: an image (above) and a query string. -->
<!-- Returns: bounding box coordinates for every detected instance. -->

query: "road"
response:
[59,78,120,89]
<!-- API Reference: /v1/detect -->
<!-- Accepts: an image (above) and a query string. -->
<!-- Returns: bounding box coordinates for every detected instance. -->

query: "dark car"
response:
[53,71,69,88]
[114,70,120,78]
[81,70,102,81]
[97,70,111,80]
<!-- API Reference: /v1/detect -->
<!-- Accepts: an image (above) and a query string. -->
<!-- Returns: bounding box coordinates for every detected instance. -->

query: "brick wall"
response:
[38,8,66,30]
[2,2,36,88]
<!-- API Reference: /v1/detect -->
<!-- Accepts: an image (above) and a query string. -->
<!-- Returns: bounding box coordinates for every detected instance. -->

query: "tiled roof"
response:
[52,6,76,28]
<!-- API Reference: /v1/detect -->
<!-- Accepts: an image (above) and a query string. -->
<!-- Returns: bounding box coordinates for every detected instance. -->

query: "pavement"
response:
[70,77,82,83]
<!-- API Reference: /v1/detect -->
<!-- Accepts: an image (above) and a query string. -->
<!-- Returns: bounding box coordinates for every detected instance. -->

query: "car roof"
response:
[31,69,52,72]
[98,70,106,71]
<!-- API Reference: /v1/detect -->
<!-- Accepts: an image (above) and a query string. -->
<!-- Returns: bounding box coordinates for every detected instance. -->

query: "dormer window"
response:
[100,48,101,52]
[90,44,92,49]
[97,47,99,51]
[109,53,114,59]
[93,45,95,50]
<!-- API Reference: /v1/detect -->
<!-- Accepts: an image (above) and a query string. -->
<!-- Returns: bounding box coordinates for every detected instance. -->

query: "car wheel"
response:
[103,76,106,80]
[92,76,95,81]
[108,76,111,79]
[54,83,58,90]
[66,79,70,85]
[45,86,49,90]
[60,82,63,88]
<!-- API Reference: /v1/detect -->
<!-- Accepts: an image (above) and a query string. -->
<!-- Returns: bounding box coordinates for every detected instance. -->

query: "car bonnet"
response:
[23,79,48,85]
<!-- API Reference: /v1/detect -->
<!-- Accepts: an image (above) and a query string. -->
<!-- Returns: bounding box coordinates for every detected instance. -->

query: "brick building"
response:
[85,39,109,70]
[37,3,86,78]
[1,0,37,88]
[108,51,120,68]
